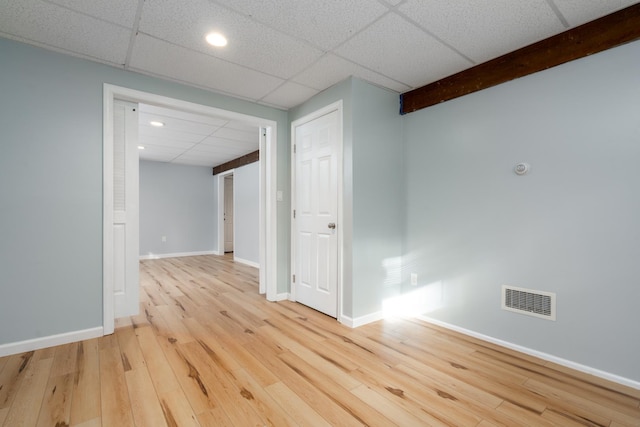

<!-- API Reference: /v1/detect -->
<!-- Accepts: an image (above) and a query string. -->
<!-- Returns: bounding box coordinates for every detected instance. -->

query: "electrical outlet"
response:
[161,236,167,242]
[410,273,418,286]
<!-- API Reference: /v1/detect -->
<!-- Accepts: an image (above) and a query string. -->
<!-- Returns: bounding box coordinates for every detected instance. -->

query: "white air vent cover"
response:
[502,286,556,321]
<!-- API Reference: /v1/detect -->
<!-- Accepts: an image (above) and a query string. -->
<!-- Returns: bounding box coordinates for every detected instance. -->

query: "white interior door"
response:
[113,100,139,318]
[224,175,234,252]
[293,108,340,317]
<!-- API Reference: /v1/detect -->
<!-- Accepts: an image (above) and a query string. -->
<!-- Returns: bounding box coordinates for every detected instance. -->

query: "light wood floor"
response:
[1,255,639,427]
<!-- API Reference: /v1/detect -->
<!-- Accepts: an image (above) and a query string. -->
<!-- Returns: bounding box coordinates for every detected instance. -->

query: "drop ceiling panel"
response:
[260,82,320,109]
[138,104,229,128]
[214,0,389,50]
[139,0,323,79]
[552,0,639,26]
[0,0,130,64]
[138,113,221,136]
[139,126,205,144]
[47,0,140,28]
[129,34,284,101]
[212,127,259,143]
[293,53,411,93]
[399,0,566,64]
[335,13,471,88]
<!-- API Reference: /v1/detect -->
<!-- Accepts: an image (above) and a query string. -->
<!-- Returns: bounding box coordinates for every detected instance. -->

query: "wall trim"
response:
[419,315,640,391]
[139,251,216,260]
[275,293,290,301]
[234,257,260,268]
[0,327,103,358]
[341,311,384,328]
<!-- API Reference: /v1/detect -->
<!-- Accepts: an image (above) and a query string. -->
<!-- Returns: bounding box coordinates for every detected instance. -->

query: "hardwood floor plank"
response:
[36,373,74,427]
[1,255,637,427]
[69,339,101,425]
[178,341,266,426]
[264,381,332,427]
[3,357,53,426]
[99,346,135,427]
[125,367,168,427]
[155,338,220,415]
[158,388,201,427]
[50,342,79,377]
[0,352,35,410]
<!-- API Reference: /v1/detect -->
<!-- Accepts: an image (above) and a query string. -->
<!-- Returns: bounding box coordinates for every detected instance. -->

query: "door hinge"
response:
[293,209,296,219]
[292,274,296,283]
[293,144,296,154]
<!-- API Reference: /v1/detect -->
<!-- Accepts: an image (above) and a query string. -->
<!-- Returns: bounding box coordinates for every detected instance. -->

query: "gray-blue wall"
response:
[140,160,216,257]
[0,37,287,345]
[233,162,260,265]
[402,40,640,382]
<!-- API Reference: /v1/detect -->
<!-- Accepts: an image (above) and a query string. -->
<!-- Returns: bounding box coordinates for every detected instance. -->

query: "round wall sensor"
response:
[514,163,530,175]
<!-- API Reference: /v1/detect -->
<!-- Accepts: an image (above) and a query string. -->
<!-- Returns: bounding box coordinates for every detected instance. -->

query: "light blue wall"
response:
[139,161,216,256]
[351,79,403,318]
[289,77,403,318]
[402,40,640,381]
[0,37,287,345]
[233,162,260,264]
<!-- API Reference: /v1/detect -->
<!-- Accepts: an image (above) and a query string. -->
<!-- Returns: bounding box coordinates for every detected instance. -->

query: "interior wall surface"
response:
[139,160,216,257]
[0,37,287,345]
[401,40,640,382]
[233,162,260,265]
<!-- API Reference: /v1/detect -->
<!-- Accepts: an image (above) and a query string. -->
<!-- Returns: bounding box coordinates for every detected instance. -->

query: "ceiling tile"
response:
[129,34,284,102]
[212,127,259,143]
[335,13,471,88]
[551,0,638,26]
[293,53,411,93]
[46,0,140,28]
[0,0,130,64]
[260,82,320,109]
[399,0,566,64]
[138,0,323,79]
[139,112,221,136]
[138,104,229,127]
[214,0,390,50]
[139,125,205,144]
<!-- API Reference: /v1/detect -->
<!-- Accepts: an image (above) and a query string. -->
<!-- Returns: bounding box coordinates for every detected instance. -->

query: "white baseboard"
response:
[275,292,290,301]
[140,250,216,260]
[0,327,104,357]
[234,257,260,268]
[418,315,640,391]
[340,311,384,328]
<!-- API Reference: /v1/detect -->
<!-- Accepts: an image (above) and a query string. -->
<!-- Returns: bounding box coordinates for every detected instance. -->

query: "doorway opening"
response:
[103,84,278,335]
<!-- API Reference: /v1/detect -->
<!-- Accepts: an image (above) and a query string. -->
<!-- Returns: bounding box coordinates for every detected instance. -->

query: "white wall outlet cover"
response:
[514,162,530,175]
[410,273,418,286]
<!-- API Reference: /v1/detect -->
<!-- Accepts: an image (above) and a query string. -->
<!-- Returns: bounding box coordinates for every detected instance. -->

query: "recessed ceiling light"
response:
[206,32,228,47]
[150,121,164,127]
[138,146,145,150]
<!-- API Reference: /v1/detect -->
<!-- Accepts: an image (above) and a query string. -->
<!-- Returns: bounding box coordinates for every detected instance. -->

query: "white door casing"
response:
[104,84,279,335]
[224,175,234,252]
[291,102,343,318]
[112,100,140,319]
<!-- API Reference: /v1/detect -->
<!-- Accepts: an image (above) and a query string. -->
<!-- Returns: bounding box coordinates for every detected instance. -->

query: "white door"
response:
[113,100,139,318]
[224,175,234,252]
[293,108,340,317]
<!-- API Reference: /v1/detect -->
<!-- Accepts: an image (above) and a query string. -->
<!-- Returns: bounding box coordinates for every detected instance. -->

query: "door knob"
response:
[328,223,336,229]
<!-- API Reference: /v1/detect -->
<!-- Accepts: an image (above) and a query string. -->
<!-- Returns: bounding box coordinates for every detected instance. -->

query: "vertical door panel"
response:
[294,109,339,317]
[113,100,139,319]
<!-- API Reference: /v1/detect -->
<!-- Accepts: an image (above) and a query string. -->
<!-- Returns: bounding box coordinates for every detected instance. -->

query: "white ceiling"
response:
[137,103,260,167]
[1,0,636,167]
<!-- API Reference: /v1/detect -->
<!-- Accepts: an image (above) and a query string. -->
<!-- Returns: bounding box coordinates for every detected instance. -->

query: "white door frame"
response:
[103,84,278,334]
[216,169,234,256]
[290,100,344,322]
